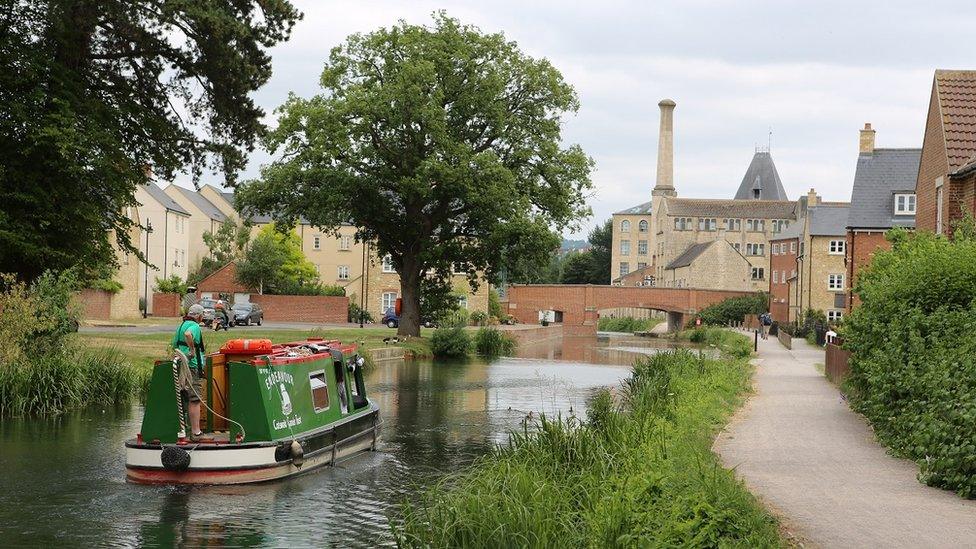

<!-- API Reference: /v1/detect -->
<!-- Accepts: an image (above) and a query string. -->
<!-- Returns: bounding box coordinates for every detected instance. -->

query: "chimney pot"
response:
[859,123,876,154]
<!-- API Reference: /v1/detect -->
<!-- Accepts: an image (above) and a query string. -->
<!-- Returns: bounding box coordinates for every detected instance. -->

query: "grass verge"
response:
[597,316,663,333]
[395,334,781,547]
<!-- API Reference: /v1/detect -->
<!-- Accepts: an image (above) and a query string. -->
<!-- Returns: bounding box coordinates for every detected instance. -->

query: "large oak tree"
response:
[238,14,593,336]
[0,0,301,280]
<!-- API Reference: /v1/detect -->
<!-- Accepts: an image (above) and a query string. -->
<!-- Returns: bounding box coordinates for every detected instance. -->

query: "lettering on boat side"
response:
[262,369,295,391]
[273,416,303,430]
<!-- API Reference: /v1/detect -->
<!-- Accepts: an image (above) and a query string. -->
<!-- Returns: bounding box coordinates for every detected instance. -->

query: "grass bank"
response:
[597,316,663,333]
[395,333,782,547]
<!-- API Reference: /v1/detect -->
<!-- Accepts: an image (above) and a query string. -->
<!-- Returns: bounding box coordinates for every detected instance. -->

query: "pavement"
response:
[79,321,375,334]
[714,332,976,548]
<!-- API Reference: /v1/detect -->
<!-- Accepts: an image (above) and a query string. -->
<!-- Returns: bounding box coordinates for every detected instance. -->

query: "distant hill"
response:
[560,238,589,255]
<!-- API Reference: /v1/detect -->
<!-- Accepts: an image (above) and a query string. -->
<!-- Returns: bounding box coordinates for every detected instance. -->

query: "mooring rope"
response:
[172,350,247,442]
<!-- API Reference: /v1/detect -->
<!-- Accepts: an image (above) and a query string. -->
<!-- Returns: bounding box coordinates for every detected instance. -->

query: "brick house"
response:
[915,70,976,236]
[768,223,801,323]
[795,204,851,324]
[845,124,920,311]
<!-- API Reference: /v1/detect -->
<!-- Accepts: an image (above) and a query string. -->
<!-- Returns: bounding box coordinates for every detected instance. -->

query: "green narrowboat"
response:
[125,338,380,485]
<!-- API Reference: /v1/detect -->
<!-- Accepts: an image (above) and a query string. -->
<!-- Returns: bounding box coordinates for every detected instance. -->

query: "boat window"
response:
[309,371,330,413]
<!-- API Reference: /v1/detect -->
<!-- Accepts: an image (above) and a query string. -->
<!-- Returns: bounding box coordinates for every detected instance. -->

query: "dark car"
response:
[232,302,263,326]
[381,307,435,329]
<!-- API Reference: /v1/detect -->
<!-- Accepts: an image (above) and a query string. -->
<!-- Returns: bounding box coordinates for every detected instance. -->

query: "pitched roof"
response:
[666,197,797,219]
[771,220,805,241]
[733,151,789,201]
[847,148,921,229]
[170,186,227,222]
[614,201,652,215]
[665,241,714,270]
[141,184,190,216]
[935,70,976,171]
[808,205,850,236]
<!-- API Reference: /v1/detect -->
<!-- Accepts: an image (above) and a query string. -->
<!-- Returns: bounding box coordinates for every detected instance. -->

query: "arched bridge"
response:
[505,285,757,335]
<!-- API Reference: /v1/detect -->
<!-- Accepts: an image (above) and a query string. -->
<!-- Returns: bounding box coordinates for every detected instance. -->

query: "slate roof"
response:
[614,201,653,215]
[934,70,976,171]
[771,221,804,241]
[665,241,714,270]
[847,148,921,229]
[170,186,227,222]
[808,205,850,236]
[141,184,190,216]
[733,151,789,201]
[666,197,797,219]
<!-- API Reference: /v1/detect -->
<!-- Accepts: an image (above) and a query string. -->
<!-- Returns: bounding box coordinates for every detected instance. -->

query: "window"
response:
[771,220,789,233]
[746,243,765,256]
[828,240,845,254]
[894,193,916,215]
[637,262,647,270]
[746,219,765,232]
[751,267,765,280]
[698,218,717,231]
[638,220,648,232]
[382,292,397,311]
[620,240,630,256]
[936,186,944,235]
[337,265,349,280]
[620,220,631,233]
[673,217,692,230]
[828,274,844,290]
[382,254,395,273]
[313,234,321,250]
[732,242,741,251]
[773,270,779,284]
[457,295,468,310]
[339,236,351,250]
[637,240,648,255]
[827,310,844,322]
[771,243,779,255]
[619,262,630,277]
[790,242,797,254]
[309,371,330,412]
[725,218,741,231]
[799,241,805,256]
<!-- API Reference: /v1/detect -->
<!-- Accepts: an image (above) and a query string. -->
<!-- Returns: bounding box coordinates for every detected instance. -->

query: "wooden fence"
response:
[825,342,851,384]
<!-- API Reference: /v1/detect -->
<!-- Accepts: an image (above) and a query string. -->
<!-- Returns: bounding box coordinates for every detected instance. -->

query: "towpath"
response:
[714,333,976,548]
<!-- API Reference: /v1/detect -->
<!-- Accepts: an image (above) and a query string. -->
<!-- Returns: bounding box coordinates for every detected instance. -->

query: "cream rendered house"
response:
[134,183,191,314]
[164,184,228,269]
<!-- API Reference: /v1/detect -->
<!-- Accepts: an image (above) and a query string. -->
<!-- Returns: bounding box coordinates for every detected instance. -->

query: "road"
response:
[714,333,976,548]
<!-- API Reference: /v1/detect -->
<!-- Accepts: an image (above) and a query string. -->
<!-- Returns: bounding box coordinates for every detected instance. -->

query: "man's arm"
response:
[184,330,196,357]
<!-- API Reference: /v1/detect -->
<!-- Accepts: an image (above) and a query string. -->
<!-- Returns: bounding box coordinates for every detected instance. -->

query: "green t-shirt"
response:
[172,320,204,371]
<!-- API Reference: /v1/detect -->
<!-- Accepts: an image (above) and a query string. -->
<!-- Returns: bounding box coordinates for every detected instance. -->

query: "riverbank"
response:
[395,331,783,546]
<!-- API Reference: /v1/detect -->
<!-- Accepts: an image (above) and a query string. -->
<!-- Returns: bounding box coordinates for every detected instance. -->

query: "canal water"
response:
[0,334,691,547]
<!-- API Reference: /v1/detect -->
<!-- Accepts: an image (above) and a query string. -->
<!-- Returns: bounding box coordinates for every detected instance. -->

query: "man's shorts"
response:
[184,368,205,402]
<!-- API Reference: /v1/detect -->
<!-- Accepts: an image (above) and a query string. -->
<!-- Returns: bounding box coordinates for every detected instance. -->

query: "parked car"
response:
[198,297,217,323]
[381,307,435,329]
[232,302,263,326]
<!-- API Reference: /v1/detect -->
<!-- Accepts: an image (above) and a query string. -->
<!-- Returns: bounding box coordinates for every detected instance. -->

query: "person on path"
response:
[759,311,772,340]
[173,304,206,439]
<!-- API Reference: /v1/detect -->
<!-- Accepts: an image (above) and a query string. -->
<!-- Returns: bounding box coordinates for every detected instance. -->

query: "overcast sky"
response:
[182,0,976,239]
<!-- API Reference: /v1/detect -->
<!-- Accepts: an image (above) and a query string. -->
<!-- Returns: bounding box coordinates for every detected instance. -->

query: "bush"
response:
[685,327,752,358]
[488,288,503,319]
[698,293,768,325]
[474,327,516,357]
[597,316,659,333]
[396,348,780,546]
[469,310,489,326]
[430,326,471,358]
[844,230,976,497]
[154,274,188,294]
[348,302,374,324]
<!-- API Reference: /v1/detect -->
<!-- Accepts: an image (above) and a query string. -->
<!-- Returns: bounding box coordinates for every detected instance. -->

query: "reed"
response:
[473,327,517,357]
[395,340,781,547]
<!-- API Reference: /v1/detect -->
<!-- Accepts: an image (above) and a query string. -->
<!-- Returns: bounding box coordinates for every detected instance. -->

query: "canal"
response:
[0,334,695,547]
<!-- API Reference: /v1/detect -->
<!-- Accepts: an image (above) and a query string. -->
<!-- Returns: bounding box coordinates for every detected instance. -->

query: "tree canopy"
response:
[235,224,341,296]
[0,0,301,280]
[238,14,592,335]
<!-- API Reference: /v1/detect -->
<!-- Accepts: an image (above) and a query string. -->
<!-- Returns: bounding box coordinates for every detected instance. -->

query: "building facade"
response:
[794,204,850,324]
[134,184,191,314]
[768,226,800,323]
[610,202,652,281]
[660,240,752,291]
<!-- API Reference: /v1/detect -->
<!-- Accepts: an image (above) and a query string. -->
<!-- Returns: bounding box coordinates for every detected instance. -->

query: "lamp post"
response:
[359,240,368,328]
[143,219,153,318]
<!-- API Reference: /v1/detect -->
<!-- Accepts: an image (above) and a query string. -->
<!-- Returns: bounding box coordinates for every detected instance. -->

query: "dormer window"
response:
[894,193,916,215]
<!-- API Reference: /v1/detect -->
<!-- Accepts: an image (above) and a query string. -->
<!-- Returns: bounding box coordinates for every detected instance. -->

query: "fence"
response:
[825,341,851,384]
[776,326,792,349]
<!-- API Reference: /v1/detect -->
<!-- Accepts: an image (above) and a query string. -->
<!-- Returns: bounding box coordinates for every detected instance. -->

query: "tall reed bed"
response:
[396,342,781,547]
[473,327,517,357]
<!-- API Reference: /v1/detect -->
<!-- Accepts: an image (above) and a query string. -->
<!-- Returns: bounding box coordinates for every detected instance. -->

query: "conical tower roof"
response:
[733,151,788,201]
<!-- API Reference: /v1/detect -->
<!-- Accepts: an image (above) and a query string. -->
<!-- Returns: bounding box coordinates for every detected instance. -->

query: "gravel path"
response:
[714,333,976,548]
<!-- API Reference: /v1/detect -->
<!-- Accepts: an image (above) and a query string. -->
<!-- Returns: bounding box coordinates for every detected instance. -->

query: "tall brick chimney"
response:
[859,123,876,154]
[653,99,677,198]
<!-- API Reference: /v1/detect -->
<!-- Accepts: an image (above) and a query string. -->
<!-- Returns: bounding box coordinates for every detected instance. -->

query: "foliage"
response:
[0,0,300,281]
[0,271,81,365]
[685,327,753,358]
[430,327,472,358]
[587,218,613,284]
[348,302,374,324]
[235,224,319,294]
[474,327,516,357]
[438,309,470,330]
[396,344,780,546]
[559,252,595,284]
[488,288,503,319]
[843,230,976,497]
[237,13,592,336]
[153,274,188,295]
[597,316,660,333]
[90,278,124,293]
[188,219,254,285]
[697,293,768,325]
[469,311,489,326]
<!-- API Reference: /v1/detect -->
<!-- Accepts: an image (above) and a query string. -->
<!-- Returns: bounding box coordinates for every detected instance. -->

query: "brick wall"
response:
[769,237,797,323]
[152,292,182,317]
[846,230,890,311]
[77,289,112,321]
[915,83,949,233]
[250,294,348,323]
[197,262,251,294]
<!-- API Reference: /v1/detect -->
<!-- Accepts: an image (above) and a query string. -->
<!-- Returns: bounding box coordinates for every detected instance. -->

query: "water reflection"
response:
[0,333,686,547]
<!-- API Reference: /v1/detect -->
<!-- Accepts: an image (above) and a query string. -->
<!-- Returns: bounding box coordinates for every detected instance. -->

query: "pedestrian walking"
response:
[759,312,772,340]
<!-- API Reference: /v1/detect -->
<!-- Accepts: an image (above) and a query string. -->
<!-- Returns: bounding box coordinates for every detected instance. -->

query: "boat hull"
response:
[125,405,379,485]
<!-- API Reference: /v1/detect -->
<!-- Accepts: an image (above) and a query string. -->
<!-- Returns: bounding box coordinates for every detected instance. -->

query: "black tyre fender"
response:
[161,446,191,471]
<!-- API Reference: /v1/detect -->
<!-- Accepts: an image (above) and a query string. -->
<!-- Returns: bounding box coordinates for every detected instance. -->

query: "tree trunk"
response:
[397,256,422,337]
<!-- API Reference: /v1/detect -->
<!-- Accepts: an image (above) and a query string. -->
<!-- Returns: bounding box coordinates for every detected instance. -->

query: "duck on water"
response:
[125,337,380,485]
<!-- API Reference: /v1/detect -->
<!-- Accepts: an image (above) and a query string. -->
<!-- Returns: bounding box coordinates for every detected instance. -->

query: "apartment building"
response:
[611,201,652,281]
[134,183,191,314]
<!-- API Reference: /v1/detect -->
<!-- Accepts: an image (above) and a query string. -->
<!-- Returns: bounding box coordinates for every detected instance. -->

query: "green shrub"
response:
[396,349,781,546]
[474,327,516,357]
[845,230,976,497]
[685,327,752,358]
[430,327,471,358]
[488,288,503,319]
[698,293,768,325]
[347,301,374,324]
[597,316,659,332]
[154,274,188,294]
[469,310,489,326]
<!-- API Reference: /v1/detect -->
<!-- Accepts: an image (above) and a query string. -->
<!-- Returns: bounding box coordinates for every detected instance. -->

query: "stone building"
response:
[793,203,851,323]
[165,184,228,268]
[914,70,976,236]
[660,240,752,291]
[134,183,191,314]
[610,201,652,280]
[845,124,920,311]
